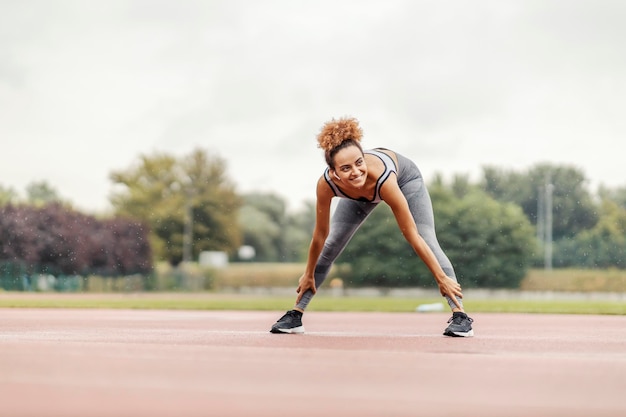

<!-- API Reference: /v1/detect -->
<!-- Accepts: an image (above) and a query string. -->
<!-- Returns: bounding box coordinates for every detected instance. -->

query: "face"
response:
[332,145,367,188]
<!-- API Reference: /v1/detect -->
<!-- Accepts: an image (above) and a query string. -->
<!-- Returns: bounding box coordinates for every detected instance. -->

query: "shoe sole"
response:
[443,329,474,337]
[270,326,305,334]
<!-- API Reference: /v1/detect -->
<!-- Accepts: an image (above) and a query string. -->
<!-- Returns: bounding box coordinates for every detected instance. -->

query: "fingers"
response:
[451,294,462,309]
[295,284,316,304]
[443,289,463,309]
[441,277,464,309]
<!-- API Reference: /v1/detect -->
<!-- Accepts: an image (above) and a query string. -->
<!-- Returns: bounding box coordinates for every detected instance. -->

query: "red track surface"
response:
[1,309,625,417]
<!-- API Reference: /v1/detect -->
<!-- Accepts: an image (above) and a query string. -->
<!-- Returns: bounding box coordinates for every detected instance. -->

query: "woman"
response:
[270,117,474,337]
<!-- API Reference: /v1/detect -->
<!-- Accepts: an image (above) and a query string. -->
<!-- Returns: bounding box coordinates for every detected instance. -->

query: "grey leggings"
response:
[296,153,463,311]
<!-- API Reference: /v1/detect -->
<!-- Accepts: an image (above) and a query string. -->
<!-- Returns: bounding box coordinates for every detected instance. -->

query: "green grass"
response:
[0,293,624,315]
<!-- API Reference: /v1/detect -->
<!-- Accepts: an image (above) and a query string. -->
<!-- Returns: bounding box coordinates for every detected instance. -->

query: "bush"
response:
[0,204,153,289]
[339,188,537,289]
[436,191,537,288]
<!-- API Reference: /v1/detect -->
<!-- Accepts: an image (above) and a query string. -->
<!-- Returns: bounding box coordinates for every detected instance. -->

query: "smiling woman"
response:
[270,117,474,337]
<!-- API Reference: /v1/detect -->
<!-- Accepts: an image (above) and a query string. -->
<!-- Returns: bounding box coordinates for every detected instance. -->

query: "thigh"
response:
[325,199,378,247]
[400,177,436,229]
[331,198,378,225]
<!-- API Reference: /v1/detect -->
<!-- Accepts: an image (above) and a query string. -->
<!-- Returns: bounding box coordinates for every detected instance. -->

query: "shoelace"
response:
[280,311,299,321]
[448,315,474,324]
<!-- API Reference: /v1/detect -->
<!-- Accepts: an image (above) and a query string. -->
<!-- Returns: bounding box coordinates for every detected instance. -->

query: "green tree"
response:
[434,188,537,288]
[0,184,18,206]
[481,163,598,239]
[338,203,422,287]
[183,149,242,256]
[339,185,536,288]
[284,201,316,262]
[598,185,626,210]
[237,193,314,262]
[110,148,241,265]
[238,203,282,261]
[240,193,287,261]
[554,198,626,268]
[25,181,62,206]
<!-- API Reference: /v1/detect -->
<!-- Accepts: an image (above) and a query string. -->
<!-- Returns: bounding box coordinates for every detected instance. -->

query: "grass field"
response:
[521,268,626,292]
[0,292,624,315]
[1,267,625,315]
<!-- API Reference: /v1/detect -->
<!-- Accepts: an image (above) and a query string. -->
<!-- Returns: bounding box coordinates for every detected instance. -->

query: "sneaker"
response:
[270,310,305,334]
[443,312,474,337]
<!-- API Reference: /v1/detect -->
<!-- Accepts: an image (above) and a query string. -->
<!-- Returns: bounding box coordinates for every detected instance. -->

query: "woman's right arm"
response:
[296,177,333,303]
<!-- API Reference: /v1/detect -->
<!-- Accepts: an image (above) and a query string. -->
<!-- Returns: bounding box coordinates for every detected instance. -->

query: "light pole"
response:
[537,175,554,271]
[182,180,194,264]
[544,182,554,271]
[537,184,544,242]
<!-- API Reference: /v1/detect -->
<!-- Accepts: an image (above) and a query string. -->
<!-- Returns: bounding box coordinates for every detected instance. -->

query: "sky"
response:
[1,0,625,214]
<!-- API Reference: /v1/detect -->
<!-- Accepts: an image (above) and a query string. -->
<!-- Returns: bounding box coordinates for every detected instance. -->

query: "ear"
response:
[332,171,341,180]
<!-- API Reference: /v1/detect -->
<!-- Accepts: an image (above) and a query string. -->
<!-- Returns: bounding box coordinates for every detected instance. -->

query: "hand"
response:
[437,276,464,309]
[296,274,316,304]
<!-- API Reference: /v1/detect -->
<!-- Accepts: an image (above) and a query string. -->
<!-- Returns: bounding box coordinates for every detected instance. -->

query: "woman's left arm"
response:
[380,178,463,307]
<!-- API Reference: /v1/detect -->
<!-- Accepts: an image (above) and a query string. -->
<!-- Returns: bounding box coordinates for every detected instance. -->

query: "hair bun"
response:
[316,117,363,151]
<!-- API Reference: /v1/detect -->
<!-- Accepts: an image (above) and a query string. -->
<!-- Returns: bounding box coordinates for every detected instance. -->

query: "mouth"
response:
[349,174,365,184]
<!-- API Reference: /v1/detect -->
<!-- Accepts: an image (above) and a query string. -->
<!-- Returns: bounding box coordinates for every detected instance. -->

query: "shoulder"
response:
[366,148,398,169]
[368,148,398,169]
[378,171,403,205]
[316,175,334,201]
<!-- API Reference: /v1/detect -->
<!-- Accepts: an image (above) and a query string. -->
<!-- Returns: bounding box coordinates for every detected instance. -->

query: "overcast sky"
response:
[1,0,625,213]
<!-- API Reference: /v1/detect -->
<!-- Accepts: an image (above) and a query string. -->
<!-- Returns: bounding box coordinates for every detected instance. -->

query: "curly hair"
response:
[317,117,364,168]
[316,117,363,151]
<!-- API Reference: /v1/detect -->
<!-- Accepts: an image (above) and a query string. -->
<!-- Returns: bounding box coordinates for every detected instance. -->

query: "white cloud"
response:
[1,0,625,213]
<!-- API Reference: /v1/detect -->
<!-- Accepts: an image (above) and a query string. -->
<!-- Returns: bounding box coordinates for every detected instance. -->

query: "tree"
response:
[554,198,626,269]
[434,188,537,288]
[598,185,626,210]
[110,148,241,265]
[0,203,152,278]
[100,217,153,275]
[338,185,536,288]
[481,163,598,239]
[25,181,62,206]
[30,203,93,275]
[237,193,314,262]
[182,149,242,257]
[0,184,18,206]
[284,201,316,262]
[238,203,282,261]
[338,203,423,287]
[0,205,40,268]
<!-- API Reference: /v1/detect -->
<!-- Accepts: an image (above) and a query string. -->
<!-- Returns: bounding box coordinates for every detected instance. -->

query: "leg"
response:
[295,199,378,311]
[270,199,378,333]
[401,176,474,336]
[401,177,464,311]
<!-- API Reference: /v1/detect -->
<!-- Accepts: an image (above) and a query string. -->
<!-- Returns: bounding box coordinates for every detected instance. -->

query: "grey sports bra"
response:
[323,148,397,203]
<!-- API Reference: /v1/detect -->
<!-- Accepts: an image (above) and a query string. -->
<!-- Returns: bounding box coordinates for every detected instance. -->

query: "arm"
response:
[295,177,334,304]
[380,177,463,308]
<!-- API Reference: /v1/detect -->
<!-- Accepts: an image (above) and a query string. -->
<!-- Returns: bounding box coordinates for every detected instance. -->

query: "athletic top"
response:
[323,148,398,203]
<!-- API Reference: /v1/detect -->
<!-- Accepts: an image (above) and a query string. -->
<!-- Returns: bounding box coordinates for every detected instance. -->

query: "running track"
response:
[1,309,625,417]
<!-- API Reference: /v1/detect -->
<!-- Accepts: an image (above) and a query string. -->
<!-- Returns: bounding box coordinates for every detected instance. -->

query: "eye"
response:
[356,158,364,166]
